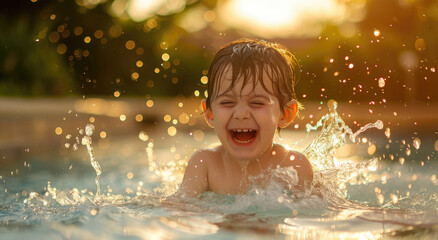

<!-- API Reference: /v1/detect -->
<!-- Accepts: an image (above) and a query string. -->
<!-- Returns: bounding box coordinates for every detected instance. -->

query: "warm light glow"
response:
[125,40,135,50]
[146,100,154,107]
[84,36,91,43]
[164,115,171,122]
[218,0,351,37]
[135,114,143,122]
[139,131,149,141]
[55,127,63,135]
[200,76,208,84]
[126,0,186,22]
[167,126,177,136]
[161,53,170,61]
[178,5,209,33]
[100,131,107,138]
[178,113,189,124]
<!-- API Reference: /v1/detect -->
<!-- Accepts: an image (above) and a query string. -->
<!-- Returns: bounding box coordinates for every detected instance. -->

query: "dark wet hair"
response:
[205,38,301,114]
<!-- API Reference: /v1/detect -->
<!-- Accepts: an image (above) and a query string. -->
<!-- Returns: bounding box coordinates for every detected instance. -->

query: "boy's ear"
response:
[278,100,298,128]
[201,99,214,128]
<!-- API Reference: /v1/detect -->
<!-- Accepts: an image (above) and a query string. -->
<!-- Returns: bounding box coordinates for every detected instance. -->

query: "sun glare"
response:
[219,0,350,38]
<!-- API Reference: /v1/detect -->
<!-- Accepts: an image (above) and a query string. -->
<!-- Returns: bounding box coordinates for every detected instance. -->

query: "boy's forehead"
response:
[215,65,275,95]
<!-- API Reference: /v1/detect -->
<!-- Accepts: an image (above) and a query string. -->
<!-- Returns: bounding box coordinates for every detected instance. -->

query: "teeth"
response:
[233,129,254,132]
[235,139,253,144]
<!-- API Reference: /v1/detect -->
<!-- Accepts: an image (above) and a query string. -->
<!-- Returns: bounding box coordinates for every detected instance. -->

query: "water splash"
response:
[25,124,108,207]
[303,99,383,171]
[145,145,187,195]
[144,100,384,197]
[81,124,102,199]
[24,100,383,207]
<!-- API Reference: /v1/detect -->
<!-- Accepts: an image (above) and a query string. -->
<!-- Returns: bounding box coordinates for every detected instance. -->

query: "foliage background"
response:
[1,0,437,105]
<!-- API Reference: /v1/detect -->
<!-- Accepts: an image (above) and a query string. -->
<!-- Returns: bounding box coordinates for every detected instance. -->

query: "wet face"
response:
[204,68,285,163]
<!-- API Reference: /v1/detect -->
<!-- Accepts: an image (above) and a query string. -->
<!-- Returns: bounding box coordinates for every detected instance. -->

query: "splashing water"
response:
[24,100,385,205]
[303,99,383,171]
[25,124,110,207]
[23,100,383,206]
[300,100,384,201]
[81,124,102,199]
[14,100,438,239]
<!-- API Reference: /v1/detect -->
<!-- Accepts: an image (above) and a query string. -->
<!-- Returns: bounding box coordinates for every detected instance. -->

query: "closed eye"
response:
[220,101,234,105]
[250,101,265,106]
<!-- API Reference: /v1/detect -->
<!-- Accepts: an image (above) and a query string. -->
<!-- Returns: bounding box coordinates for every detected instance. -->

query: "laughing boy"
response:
[177,39,313,197]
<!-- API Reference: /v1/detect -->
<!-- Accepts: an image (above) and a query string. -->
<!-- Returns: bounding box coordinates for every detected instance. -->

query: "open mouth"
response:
[229,129,257,144]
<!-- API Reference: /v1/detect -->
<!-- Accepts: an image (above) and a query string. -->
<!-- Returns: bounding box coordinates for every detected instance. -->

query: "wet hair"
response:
[205,38,301,115]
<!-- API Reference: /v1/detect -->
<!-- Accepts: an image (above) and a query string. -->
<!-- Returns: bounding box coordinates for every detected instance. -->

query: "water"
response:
[1,101,438,239]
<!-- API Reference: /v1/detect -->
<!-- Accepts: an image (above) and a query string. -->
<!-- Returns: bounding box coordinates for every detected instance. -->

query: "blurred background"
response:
[1,0,438,100]
[0,0,437,166]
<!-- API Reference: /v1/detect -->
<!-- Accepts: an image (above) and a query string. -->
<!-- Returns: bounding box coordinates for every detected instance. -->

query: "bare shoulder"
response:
[175,146,221,198]
[189,146,222,165]
[282,149,314,189]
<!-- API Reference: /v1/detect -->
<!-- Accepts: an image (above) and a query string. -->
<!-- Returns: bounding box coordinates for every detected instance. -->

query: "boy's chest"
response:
[208,167,243,195]
[207,162,270,195]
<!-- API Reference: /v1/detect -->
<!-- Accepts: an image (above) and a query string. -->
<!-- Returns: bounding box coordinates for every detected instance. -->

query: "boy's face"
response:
[204,68,293,163]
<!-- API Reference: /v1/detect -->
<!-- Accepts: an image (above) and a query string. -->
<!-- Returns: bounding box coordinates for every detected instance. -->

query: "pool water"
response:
[1,103,438,239]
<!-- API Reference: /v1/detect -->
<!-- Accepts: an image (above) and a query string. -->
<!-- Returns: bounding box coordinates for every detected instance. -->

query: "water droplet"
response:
[327,99,337,111]
[413,138,421,149]
[85,124,95,136]
[399,157,405,165]
[90,209,98,216]
[390,194,399,204]
[367,144,376,155]
[373,29,381,37]
[377,193,384,204]
[385,128,391,138]
[374,120,383,130]
[139,131,149,141]
[378,77,386,88]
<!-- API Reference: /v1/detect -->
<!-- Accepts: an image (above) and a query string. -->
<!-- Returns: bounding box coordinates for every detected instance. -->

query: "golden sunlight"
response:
[218,0,351,38]
[126,0,186,22]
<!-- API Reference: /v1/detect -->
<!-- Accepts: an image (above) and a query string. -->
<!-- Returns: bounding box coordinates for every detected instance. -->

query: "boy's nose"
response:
[233,104,250,120]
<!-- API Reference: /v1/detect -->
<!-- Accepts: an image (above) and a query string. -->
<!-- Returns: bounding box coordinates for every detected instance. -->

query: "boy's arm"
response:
[174,150,209,198]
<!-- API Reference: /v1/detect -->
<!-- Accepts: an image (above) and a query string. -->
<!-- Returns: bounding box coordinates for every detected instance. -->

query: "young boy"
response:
[177,39,313,197]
